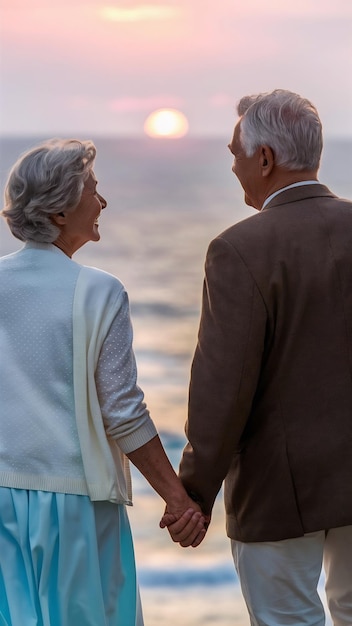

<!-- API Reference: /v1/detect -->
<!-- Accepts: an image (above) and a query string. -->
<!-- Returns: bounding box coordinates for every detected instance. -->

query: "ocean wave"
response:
[138,563,238,588]
[159,429,187,449]
[131,301,198,319]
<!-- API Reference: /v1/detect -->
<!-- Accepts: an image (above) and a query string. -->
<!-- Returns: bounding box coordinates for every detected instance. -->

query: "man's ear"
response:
[52,212,66,225]
[260,146,274,176]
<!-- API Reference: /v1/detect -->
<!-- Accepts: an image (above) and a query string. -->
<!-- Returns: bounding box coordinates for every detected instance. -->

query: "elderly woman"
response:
[0,139,205,626]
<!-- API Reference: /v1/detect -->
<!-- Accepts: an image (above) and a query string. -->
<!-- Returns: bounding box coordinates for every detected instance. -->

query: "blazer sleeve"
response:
[179,235,267,515]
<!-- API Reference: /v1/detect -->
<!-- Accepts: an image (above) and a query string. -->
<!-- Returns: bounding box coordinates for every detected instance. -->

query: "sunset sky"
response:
[1,0,351,137]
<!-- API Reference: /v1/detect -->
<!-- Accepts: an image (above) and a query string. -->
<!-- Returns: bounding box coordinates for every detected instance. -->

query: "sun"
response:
[144,109,189,138]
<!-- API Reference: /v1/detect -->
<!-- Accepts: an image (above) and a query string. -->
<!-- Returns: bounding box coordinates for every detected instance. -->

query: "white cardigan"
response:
[0,243,157,504]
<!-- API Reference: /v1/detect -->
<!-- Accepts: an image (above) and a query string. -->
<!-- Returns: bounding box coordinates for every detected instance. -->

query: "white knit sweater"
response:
[0,242,157,503]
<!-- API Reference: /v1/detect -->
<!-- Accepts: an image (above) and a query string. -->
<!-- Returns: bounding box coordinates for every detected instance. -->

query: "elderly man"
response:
[162,90,352,625]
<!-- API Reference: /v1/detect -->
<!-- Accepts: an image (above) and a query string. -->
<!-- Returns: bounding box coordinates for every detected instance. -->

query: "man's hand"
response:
[160,507,209,548]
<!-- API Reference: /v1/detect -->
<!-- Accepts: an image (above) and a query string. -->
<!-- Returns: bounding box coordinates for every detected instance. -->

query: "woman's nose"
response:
[98,194,107,209]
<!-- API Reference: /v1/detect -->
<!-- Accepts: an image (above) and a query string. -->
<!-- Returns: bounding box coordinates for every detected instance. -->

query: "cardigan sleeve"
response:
[95,290,157,454]
[179,235,267,515]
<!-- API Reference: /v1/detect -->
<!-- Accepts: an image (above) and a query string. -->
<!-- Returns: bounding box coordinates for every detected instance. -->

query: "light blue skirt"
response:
[0,488,143,626]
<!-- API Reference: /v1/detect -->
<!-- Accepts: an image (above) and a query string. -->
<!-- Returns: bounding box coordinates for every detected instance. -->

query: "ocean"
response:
[1,135,351,625]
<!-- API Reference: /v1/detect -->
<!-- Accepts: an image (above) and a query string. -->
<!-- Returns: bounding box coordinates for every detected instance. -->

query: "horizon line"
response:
[1,132,352,142]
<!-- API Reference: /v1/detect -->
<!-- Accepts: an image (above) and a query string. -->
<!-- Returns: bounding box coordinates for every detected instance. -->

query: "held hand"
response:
[159,506,209,548]
[126,437,208,547]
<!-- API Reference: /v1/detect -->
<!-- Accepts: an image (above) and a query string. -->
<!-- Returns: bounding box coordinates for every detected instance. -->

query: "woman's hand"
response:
[160,506,209,547]
[127,435,208,547]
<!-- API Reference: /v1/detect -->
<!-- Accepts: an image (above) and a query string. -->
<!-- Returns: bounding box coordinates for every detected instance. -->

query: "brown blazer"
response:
[179,184,352,542]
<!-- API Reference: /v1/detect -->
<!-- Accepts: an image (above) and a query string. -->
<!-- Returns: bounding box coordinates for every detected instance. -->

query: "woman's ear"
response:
[52,212,66,225]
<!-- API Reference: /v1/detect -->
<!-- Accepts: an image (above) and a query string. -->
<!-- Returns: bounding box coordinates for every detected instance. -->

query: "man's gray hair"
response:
[237,89,323,171]
[1,138,96,242]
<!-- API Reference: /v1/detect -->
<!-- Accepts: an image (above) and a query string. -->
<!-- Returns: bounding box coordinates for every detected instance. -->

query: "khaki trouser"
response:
[232,526,352,626]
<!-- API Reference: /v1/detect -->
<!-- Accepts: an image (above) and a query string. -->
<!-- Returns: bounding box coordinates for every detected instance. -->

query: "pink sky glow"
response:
[1,0,351,137]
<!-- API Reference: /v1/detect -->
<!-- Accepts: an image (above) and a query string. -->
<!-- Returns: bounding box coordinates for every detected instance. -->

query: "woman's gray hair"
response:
[237,89,323,171]
[1,138,96,242]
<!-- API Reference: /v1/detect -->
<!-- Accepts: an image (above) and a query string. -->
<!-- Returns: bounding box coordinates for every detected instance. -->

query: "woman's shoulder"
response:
[77,264,126,299]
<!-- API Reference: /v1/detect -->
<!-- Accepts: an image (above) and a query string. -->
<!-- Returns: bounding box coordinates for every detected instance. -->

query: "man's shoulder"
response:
[215,211,264,245]
[217,186,352,244]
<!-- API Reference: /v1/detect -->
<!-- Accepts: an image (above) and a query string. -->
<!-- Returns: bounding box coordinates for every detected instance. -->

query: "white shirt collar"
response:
[262,180,320,209]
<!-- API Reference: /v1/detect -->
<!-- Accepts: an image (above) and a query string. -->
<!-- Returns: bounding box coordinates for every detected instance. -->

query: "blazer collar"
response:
[262,183,337,211]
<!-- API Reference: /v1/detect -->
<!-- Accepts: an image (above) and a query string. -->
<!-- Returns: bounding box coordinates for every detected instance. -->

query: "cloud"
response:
[108,96,184,112]
[208,94,234,109]
[214,0,352,17]
[257,0,352,16]
[99,5,182,22]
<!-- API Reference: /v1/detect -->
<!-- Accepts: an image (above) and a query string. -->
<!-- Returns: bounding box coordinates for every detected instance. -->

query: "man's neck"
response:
[258,169,319,209]
[266,170,318,197]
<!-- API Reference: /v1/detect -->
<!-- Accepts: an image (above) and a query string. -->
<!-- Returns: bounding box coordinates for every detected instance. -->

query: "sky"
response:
[1,0,351,138]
